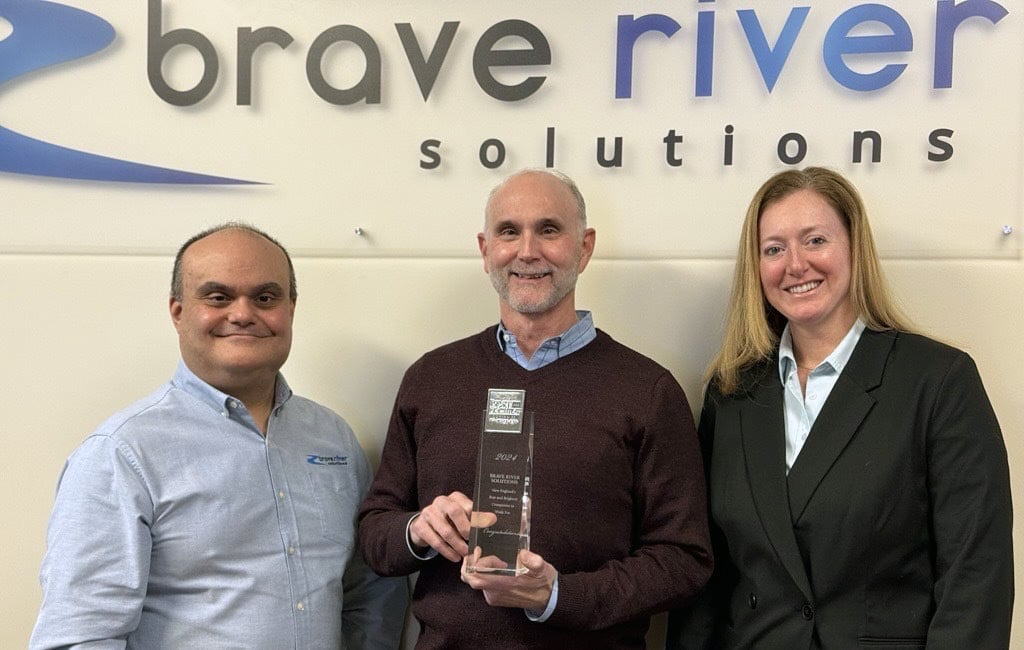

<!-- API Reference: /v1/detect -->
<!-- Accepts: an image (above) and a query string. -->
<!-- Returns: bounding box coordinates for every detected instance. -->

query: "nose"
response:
[518,231,540,261]
[785,248,808,275]
[227,298,257,325]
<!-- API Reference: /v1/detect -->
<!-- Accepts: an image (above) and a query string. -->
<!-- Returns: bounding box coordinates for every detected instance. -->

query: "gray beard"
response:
[489,267,578,315]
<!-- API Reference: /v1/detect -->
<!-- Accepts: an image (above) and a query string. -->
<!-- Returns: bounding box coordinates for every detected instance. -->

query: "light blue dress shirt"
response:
[31,361,406,650]
[778,319,866,473]
[497,310,597,370]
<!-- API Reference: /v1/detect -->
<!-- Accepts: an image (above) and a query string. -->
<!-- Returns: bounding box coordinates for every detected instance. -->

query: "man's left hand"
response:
[460,550,557,611]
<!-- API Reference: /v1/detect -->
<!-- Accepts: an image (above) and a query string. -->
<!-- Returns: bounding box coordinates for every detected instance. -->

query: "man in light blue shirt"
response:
[31,223,407,649]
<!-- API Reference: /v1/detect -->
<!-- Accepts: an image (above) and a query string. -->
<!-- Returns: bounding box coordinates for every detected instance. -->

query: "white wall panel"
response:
[2,1,1021,646]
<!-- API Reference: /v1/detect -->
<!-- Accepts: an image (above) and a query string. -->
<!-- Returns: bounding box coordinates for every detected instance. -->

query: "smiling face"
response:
[477,171,595,331]
[170,228,295,397]
[758,189,856,343]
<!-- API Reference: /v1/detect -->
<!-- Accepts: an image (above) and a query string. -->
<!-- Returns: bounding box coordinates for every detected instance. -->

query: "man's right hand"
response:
[409,491,474,562]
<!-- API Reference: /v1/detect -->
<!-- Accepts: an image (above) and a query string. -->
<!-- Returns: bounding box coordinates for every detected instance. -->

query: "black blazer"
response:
[668,328,1013,650]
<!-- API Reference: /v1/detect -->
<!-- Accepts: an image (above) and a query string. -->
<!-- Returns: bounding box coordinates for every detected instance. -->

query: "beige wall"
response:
[3,251,1020,646]
[2,0,1020,646]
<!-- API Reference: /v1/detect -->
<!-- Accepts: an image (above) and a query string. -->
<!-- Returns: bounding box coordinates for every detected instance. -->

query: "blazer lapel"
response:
[787,328,896,522]
[739,368,814,600]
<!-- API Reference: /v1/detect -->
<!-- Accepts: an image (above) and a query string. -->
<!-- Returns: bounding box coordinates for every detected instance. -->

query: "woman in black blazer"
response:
[668,167,1013,649]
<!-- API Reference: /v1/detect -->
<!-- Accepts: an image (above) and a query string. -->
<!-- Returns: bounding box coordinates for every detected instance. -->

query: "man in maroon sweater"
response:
[357,169,712,649]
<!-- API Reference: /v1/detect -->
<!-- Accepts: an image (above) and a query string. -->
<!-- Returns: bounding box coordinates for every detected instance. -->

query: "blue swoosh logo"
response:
[0,0,259,184]
[307,454,348,466]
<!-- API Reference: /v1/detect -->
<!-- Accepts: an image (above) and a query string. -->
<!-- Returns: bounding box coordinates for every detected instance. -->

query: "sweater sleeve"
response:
[342,433,411,650]
[546,371,714,631]
[357,368,430,577]
[666,387,729,650]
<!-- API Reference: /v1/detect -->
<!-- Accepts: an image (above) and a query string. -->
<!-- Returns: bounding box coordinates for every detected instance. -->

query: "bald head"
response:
[172,222,296,302]
[485,169,587,233]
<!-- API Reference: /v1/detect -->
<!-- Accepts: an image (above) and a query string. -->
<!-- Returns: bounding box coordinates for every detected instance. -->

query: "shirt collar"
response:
[779,318,866,382]
[496,310,595,359]
[172,360,293,415]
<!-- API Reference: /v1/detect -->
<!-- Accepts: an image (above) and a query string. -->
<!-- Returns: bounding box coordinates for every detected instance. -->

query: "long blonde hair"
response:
[707,167,914,395]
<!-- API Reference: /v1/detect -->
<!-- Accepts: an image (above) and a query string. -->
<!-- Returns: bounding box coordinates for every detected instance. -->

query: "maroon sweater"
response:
[358,327,712,649]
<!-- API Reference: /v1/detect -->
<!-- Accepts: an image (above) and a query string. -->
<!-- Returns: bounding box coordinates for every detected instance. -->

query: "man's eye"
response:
[256,294,277,304]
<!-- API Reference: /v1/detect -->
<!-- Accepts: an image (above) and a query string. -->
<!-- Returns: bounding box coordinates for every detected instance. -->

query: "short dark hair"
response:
[171,222,297,301]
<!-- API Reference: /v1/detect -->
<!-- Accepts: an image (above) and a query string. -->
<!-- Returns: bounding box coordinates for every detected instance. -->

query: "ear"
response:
[169,295,183,327]
[477,232,490,273]
[577,228,596,273]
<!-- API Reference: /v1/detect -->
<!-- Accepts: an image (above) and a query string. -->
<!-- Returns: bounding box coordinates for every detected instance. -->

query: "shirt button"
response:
[802,603,814,620]
[288,546,296,555]
[296,602,305,611]
[748,593,757,609]
[278,490,285,499]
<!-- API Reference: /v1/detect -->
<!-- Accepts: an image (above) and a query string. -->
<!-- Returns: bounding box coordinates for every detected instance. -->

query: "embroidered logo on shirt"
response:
[306,454,348,466]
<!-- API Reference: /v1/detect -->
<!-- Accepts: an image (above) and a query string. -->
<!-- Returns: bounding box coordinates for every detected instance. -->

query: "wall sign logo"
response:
[0,0,256,184]
[0,1,1012,183]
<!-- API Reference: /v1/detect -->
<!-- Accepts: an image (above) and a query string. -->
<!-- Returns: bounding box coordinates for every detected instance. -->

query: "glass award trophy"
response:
[465,388,534,576]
